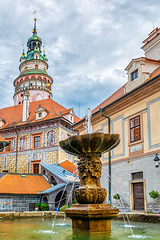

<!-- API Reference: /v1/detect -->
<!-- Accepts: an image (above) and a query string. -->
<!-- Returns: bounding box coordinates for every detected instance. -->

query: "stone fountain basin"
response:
[59,132,120,156]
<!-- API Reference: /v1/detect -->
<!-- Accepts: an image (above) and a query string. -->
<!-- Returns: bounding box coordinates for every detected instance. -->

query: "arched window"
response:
[42,196,48,204]
[50,176,57,186]
[35,64,38,69]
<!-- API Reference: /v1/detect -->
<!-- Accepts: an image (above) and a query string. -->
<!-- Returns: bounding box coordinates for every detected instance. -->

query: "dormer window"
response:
[0,118,6,128]
[35,105,49,120]
[131,69,138,81]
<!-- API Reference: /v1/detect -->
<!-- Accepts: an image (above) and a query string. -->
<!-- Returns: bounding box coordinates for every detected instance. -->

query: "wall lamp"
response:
[154,153,160,168]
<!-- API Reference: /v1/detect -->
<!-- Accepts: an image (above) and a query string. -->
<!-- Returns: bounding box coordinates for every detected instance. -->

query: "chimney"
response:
[22,91,29,122]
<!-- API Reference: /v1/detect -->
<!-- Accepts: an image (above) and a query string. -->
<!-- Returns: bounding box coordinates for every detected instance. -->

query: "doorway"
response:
[133,182,144,211]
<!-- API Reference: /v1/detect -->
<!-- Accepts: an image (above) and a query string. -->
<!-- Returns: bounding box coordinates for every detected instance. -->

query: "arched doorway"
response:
[42,196,48,204]
[55,190,66,208]
[50,176,57,186]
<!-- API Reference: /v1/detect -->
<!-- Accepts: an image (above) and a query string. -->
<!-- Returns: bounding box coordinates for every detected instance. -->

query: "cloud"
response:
[0,0,160,118]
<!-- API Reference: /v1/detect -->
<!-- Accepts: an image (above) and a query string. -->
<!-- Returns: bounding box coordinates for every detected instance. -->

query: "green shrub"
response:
[60,204,72,211]
[35,202,41,208]
[149,190,160,199]
[40,203,49,211]
[113,193,121,200]
[60,205,67,211]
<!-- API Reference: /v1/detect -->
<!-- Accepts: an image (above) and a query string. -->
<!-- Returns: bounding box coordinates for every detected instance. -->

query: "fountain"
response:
[0,136,10,152]
[59,109,120,232]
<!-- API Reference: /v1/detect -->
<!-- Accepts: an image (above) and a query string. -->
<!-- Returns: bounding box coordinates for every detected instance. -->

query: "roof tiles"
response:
[0,174,51,194]
[0,99,80,129]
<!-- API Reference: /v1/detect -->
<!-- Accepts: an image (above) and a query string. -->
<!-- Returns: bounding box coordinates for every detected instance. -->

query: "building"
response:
[40,161,79,210]
[0,18,80,174]
[0,173,50,212]
[73,27,160,212]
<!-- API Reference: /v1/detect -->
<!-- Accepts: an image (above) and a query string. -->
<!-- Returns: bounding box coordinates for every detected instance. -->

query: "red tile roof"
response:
[0,99,80,129]
[0,174,51,194]
[148,66,160,80]
[59,160,78,176]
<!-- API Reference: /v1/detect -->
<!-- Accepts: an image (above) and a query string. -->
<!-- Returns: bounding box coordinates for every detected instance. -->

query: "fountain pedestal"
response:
[59,133,120,232]
[65,204,119,232]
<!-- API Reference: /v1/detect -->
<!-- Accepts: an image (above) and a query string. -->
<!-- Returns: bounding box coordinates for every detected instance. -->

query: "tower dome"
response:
[13,18,53,105]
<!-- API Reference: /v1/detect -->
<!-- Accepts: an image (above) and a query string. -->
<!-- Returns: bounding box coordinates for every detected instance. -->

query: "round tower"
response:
[13,18,53,105]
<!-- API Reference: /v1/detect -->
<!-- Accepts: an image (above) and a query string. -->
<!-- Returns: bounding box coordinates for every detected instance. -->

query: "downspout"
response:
[100,108,111,205]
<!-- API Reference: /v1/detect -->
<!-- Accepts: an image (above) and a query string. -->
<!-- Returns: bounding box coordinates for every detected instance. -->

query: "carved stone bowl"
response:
[59,132,120,156]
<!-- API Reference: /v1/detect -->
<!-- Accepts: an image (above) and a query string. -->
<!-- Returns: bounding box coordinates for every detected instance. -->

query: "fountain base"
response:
[65,204,119,232]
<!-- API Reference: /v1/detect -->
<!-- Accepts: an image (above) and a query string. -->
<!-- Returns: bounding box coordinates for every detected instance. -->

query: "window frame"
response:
[31,160,41,174]
[130,115,141,143]
[131,69,138,81]
[32,133,42,149]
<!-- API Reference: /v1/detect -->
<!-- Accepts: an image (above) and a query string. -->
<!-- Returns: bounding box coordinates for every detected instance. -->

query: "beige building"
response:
[73,27,160,212]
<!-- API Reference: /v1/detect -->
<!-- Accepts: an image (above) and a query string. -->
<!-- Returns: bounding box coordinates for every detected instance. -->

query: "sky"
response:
[0,0,160,118]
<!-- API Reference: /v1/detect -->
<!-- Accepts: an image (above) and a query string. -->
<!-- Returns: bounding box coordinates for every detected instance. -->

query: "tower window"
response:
[131,70,138,81]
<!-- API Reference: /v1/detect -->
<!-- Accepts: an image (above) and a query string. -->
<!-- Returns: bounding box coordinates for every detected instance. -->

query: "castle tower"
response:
[13,18,53,105]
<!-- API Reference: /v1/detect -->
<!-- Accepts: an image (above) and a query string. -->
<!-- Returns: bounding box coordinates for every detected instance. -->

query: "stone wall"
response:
[0,194,40,212]
[102,153,160,212]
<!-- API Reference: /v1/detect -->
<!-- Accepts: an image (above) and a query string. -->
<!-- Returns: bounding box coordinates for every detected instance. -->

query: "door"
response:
[133,182,144,211]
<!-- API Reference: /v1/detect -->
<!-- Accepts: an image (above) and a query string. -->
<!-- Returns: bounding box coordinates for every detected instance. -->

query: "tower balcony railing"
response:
[14,85,51,95]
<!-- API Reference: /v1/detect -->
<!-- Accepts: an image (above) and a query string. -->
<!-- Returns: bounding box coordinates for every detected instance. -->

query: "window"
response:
[33,163,39,174]
[132,172,143,180]
[131,70,138,81]
[39,112,42,117]
[130,115,141,142]
[34,136,40,148]
[35,64,38,69]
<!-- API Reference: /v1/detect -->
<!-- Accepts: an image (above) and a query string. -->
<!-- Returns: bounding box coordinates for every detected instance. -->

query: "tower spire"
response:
[32,17,38,35]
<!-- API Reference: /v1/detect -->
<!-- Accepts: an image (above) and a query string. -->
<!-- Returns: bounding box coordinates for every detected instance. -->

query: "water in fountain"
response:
[102,169,134,236]
[83,108,93,134]
[0,217,159,239]
[51,168,79,230]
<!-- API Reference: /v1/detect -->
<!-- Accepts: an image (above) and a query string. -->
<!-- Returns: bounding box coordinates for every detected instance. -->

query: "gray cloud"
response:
[0,0,160,117]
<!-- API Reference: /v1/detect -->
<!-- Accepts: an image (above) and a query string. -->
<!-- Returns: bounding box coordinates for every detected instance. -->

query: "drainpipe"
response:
[100,108,111,205]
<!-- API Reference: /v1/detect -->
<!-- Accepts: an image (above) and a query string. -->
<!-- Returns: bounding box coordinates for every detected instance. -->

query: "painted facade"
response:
[0,19,79,174]
[73,28,160,212]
